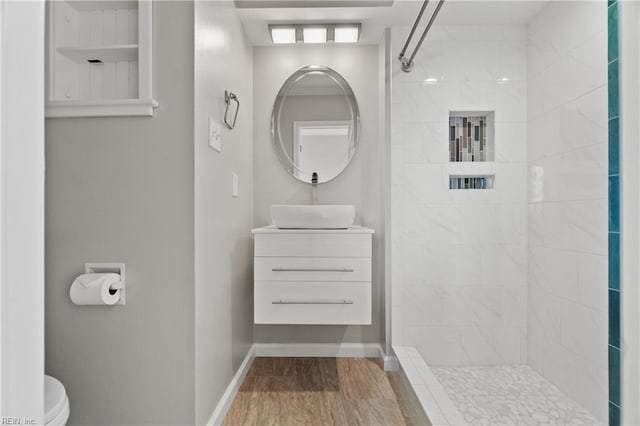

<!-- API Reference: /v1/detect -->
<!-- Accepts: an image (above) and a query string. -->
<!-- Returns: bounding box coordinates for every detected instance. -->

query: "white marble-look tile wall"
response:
[390,26,528,366]
[527,1,608,422]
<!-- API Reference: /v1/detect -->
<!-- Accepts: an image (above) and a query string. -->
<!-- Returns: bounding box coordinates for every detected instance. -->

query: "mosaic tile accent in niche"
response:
[449,175,494,190]
[449,112,494,162]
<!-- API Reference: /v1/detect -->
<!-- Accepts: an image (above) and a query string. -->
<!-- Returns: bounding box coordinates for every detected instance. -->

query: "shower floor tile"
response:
[431,365,604,426]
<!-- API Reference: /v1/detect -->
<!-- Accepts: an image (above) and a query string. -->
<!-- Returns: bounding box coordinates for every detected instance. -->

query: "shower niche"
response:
[449,111,494,162]
[448,111,495,190]
[449,175,494,190]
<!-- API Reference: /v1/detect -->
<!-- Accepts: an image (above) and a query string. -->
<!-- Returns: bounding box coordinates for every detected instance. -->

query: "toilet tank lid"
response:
[45,375,67,423]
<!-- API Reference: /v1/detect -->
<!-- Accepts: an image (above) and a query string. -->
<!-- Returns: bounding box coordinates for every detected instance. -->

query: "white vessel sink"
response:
[271,204,356,229]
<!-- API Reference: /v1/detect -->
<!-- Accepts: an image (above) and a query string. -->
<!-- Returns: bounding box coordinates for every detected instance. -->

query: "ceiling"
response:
[237,0,550,46]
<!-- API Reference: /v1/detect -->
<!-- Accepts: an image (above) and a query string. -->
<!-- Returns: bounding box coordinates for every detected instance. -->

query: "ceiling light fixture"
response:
[270,26,296,44]
[334,25,361,43]
[302,27,327,44]
[269,24,360,45]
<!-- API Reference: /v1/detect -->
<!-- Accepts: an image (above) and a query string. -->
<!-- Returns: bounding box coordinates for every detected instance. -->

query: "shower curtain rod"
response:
[398,0,445,73]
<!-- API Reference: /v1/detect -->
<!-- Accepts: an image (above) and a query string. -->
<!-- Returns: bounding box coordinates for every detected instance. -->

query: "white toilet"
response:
[45,375,69,426]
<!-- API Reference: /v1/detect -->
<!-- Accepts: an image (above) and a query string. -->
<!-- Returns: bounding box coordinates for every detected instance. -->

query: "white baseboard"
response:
[377,345,399,371]
[254,342,382,358]
[206,345,256,426]
[383,355,400,371]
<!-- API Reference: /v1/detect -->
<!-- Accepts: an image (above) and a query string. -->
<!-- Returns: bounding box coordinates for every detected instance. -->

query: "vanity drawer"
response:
[254,233,371,258]
[254,257,371,282]
[254,281,371,325]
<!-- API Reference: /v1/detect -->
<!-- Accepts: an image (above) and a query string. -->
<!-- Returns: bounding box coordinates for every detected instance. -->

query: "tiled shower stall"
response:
[390,1,612,423]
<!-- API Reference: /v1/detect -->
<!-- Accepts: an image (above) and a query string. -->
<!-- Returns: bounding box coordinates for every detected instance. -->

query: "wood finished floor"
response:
[223,357,431,426]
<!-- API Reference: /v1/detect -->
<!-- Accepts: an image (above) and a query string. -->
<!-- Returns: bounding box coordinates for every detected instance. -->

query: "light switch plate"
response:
[208,118,222,152]
[232,172,239,198]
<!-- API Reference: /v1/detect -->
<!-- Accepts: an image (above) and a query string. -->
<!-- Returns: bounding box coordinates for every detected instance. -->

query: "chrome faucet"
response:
[311,172,318,204]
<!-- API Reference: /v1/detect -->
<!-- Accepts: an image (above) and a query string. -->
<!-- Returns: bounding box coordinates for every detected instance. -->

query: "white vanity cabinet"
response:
[252,226,374,325]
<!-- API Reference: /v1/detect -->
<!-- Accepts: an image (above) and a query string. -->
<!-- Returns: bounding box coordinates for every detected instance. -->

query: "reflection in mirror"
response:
[271,66,360,184]
[294,121,354,181]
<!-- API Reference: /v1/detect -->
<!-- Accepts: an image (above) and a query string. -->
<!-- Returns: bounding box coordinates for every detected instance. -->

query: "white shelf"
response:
[66,1,138,11]
[57,44,138,63]
[46,0,156,118]
[46,98,158,118]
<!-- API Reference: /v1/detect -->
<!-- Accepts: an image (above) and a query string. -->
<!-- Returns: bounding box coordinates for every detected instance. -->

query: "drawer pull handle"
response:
[272,299,354,305]
[271,268,354,272]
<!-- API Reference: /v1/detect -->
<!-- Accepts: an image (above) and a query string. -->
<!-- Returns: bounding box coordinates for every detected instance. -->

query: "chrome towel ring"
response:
[224,90,240,129]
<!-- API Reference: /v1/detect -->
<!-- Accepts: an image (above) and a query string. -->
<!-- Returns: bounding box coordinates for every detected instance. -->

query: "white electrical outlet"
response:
[232,172,239,198]
[208,118,222,152]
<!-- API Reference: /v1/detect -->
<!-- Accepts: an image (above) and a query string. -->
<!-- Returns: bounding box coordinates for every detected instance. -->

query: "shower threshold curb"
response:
[392,346,467,426]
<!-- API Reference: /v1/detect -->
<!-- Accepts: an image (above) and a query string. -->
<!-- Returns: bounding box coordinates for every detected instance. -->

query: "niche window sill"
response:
[46,98,159,118]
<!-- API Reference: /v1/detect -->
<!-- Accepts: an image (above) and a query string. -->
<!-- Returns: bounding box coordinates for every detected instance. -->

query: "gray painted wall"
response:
[45,2,196,424]
[194,1,254,423]
[253,45,385,345]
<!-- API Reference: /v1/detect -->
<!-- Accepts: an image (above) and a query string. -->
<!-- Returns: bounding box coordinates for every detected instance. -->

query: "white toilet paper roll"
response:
[70,273,121,305]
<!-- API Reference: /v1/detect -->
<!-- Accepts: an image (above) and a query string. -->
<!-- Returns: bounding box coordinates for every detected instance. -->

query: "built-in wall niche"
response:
[449,175,494,190]
[449,111,494,162]
[46,0,157,118]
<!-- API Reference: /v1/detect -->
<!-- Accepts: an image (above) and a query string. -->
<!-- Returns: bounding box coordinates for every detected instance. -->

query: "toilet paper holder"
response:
[84,263,126,305]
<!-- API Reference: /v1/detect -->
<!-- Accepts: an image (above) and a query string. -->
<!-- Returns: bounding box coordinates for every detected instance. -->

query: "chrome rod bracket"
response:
[400,58,414,73]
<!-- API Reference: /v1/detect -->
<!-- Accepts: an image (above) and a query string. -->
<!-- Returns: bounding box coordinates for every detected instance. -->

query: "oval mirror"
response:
[271,66,360,184]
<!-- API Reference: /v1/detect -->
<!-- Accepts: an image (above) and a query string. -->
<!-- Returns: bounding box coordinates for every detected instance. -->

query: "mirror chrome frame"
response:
[270,65,361,184]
